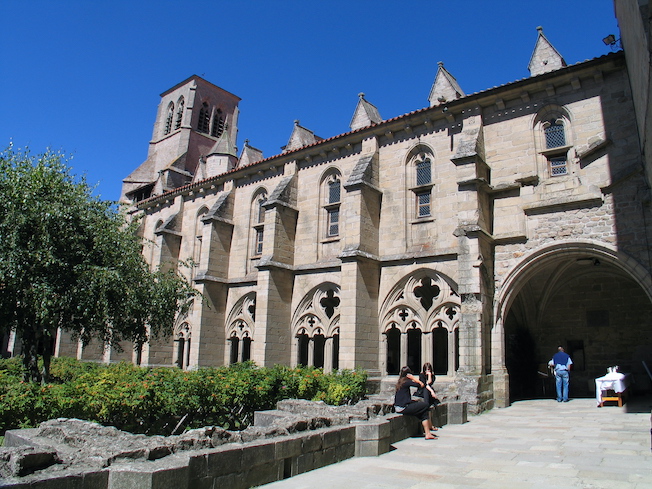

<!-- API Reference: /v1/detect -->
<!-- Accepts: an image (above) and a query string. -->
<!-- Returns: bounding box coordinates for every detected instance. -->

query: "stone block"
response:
[254,409,290,427]
[243,460,281,488]
[82,470,110,489]
[313,446,338,469]
[336,442,355,461]
[107,457,189,489]
[28,475,83,489]
[3,429,40,448]
[301,432,323,453]
[211,472,238,489]
[186,452,208,480]
[206,446,243,477]
[355,438,390,457]
[354,419,390,440]
[323,426,354,448]
[294,452,314,475]
[274,435,303,459]
[241,441,276,468]
[448,401,468,424]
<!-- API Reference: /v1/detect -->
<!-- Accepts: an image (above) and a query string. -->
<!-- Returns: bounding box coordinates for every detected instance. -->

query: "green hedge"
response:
[0,357,367,435]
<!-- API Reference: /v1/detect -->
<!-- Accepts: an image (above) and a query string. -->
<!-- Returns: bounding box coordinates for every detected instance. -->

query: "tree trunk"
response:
[21,328,41,383]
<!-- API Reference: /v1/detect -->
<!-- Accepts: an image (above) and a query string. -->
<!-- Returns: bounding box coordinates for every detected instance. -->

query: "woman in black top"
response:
[418,362,439,407]
[394,366,436,439]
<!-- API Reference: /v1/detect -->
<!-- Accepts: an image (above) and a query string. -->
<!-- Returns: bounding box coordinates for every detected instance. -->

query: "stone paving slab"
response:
[261,398,652,488]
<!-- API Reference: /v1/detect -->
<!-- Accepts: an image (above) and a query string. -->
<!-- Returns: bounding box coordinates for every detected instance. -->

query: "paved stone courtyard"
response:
[262,398,652,489]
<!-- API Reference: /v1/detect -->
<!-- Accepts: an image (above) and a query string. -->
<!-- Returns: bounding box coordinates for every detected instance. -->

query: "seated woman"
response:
[394,366,437,439]
[418,362,440,408]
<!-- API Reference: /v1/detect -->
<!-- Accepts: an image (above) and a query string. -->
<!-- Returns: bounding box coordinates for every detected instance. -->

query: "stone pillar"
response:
[422,331,433,365]
[253,265,293,367]
[324,337,333,373]
[188,281,227,368]
[400,331,408,370]
[339,255,380,370]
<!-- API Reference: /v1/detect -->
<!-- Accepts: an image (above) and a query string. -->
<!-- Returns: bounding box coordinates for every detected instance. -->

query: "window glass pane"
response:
[550,157,567,176]
[255,229,264,254]
[328,180,340,203]
[417,192,431,217]
[257,198,266,223]
[327,208,339,236]
[545,122,566,148]
[416,158,431,186]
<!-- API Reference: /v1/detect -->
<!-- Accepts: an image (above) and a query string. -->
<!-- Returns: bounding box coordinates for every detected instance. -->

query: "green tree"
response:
[0,145,198,382]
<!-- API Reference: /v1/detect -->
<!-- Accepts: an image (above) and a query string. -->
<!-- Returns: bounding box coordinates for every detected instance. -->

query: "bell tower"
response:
[121,75,241,203]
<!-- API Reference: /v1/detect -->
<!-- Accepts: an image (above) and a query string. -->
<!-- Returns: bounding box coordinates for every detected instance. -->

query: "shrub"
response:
[0,357,367,435]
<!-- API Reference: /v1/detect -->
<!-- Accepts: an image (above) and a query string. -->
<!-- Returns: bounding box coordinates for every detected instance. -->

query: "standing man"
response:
[549,346,573,402]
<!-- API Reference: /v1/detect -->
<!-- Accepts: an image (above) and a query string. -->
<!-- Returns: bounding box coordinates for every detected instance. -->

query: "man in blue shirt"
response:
[549,346,573,402]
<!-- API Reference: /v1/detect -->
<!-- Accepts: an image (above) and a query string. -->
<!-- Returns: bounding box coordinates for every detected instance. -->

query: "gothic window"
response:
[321,172,341,239]
[251,191,267,257]
[211,109,225,138]
[409,151,434,219]
[536,109,572,178]
[174,323,191,369]
[225,294,256,364]
[193,207,208,278]
[291,285,341,372]
[164,102,174,135]
[380,272,460,376]
[198,102,211,133]
[229,331,252,364]
[174,97,184,130]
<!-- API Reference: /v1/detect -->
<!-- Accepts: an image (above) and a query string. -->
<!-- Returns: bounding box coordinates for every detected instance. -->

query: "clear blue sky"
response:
[1,1,619,202]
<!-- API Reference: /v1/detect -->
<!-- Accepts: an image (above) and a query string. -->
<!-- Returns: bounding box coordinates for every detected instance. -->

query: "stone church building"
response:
[9,2,651,413]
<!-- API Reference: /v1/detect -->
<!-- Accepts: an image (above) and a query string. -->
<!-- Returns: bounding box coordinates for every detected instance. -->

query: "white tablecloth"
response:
[595,372,631,405]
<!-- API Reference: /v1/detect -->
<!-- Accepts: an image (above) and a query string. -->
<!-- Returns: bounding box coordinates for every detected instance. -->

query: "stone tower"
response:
[120,76,241,203]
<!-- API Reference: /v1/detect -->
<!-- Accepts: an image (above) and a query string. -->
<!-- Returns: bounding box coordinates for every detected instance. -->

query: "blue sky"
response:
[1,1,619,202]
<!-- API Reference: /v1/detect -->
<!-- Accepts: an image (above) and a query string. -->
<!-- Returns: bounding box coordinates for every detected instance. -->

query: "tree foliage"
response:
[0,146,198,382]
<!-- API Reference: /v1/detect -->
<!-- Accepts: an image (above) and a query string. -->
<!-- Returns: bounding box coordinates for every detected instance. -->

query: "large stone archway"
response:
[493,241,652,406]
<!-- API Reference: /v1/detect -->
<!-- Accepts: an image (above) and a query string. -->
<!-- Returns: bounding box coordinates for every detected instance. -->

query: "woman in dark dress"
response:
[393,366,436,439]
[418,362,439,407]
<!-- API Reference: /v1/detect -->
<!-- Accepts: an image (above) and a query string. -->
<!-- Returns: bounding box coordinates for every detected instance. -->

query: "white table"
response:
[595,372,631,406]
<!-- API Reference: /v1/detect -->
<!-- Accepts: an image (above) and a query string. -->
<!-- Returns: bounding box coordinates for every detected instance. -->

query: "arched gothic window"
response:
[291,284,341,372]
[174,323,191,369]
[174,97,184,130]
[164,102,174,135]
[535,108,572,178]
[193,207,208,279]
[323,173,341,238]
[211,109,225,138]
[198,102,211,133]
[380,272,460,376]
[225,294,256,364]
[251,190,267,257]
[408,149,434,219]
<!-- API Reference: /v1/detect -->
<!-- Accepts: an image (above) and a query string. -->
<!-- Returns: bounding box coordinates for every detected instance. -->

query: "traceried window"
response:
[198,102,210,133]
[292,285,341,373]
[381,273,460,376]
[174,97,184,130]
[164,102,174,135]
[252,191,267,257]
[211,109,225,138]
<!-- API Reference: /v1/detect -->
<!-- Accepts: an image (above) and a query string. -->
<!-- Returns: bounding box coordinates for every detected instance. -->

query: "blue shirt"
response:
[551,351,573,371]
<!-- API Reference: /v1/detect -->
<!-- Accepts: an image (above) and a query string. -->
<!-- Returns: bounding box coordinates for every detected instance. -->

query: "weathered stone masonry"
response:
[13,21,650,413]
